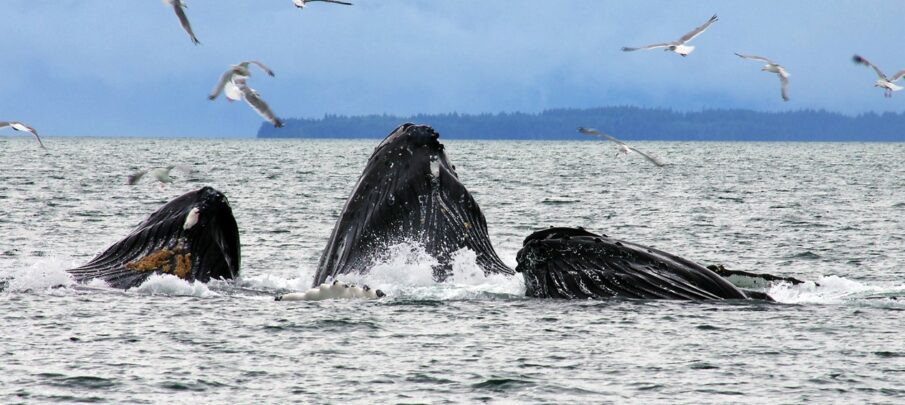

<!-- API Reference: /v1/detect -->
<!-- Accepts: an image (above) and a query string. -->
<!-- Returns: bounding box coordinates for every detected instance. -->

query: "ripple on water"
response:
[4,140,905,403]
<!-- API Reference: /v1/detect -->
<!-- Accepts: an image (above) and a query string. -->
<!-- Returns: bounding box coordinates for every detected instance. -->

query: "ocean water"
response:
[1,136,904,403]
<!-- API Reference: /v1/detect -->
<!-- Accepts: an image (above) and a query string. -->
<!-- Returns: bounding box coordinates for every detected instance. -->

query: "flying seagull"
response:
[233,77,284,128]
[735,53,790,101]
[164,0,200,45]
[293,0,353,8]
[577,127,665,167]
[852,54,905,98]
[208,62,283,127]
[127,165,193,185]
[622,14,718,57]
[0,121,46,149]
[208,61,275,101]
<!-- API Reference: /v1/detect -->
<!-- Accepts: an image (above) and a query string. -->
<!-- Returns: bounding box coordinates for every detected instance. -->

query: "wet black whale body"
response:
[313,123,514,285]
[516,227,755,300]
[67,187,240,289]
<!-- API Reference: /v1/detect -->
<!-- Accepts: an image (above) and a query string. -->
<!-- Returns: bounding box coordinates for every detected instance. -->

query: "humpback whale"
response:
[516,227,756,300]
[313,123,514,286]
[68,187,240,289]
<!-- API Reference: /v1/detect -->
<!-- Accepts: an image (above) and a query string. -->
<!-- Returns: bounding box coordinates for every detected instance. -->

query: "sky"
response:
[1,1,904,137]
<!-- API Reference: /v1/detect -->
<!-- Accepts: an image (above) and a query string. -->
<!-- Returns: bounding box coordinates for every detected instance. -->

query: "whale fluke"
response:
[516,227,754,300]
[314,123,514,285]
[67,187,240,289]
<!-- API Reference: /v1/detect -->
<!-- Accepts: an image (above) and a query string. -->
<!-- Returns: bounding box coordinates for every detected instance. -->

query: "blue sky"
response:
[1,1,903,137]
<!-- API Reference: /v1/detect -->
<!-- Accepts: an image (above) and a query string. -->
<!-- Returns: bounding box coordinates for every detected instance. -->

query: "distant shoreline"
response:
[257,106,905,142]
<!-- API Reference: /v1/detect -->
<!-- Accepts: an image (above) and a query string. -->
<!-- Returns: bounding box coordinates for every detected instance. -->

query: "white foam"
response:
[234,272,312,291]
[85,278,111,289]
[0,258,76,291]
[767,275,905,304]
[129,273,218,297]
[332,243,525,300]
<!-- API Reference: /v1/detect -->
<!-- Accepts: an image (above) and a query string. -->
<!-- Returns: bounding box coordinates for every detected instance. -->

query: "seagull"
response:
[852,54,905,98]
[0,121,46,149]
[735,53,790,101]
[164,0,200,45]
[577,127,665,167]
[209,62,283,127]
[127,165,193,185]
[208,61,275,101]
[293,0,353,8]
[234,77,284,128]
[622,14,718,57]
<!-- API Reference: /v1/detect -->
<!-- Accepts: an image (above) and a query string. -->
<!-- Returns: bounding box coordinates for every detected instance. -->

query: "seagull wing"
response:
[25,125,46,149]
[306,0,354,5]
[243,60,275,77]
[236,79,284,128]
[678,14,718,44]
[888,70,905,82]
[208,69,236,100]
[170,0,200,45]
[127,169,149,185]
[577,127,601,136]
[622,43,671,52]
[852,55,886,79]
[778,73,790,101]
[626,146,666,167]
[735,53,775,64]
[577,127,626,145]
[0,122,10,129]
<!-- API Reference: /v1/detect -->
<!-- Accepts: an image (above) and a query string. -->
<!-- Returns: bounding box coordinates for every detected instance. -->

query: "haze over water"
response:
[1,137,904,403]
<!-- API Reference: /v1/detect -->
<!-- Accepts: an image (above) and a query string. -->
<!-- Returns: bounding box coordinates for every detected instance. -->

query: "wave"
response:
[325,243,526,300]
[5,253,902,306]
[767,275,905,305]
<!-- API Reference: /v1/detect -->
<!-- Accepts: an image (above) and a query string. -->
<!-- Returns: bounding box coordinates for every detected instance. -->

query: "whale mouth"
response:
[516,227,749,300]
[314,123,512,286]
[68,186,241,289]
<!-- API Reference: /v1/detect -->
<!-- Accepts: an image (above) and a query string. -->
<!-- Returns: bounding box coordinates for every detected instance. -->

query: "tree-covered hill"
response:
[258,107,905,141]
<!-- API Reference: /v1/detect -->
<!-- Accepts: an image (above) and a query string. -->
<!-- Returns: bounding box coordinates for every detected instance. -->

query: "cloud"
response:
[1,0,903,136]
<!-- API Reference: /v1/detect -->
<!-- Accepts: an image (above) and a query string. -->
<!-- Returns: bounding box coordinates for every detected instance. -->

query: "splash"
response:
[0,258,75,292]
[233,272,313,291]
[767,275,905,304]
[333,243,525,300]
[129,273,217,298]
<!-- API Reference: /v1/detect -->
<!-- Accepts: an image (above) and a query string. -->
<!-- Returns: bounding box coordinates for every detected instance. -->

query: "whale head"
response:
[516,227,748,300]
[68,186,241,288]
[313,123,513,285]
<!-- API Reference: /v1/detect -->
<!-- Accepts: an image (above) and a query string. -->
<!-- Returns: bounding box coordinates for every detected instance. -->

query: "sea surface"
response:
[1,137,904,404]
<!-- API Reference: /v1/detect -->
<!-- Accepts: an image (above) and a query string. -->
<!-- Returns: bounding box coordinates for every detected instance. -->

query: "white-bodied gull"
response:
[164,0,200,45]
[577,127,665,167]
[127,165,193,185]
[0,121,46,149]
[208,61,275,101]
[735,53,790,101]
[209,61,283,127]
[852,54,905,98]
[293,0,353,8]
[622,14,718,57]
